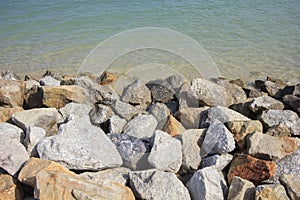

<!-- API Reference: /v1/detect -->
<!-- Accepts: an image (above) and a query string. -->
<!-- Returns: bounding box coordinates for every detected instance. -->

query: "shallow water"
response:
[0,0,299,82]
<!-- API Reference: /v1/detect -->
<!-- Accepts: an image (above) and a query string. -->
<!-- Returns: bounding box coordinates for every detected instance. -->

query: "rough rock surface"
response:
[201,154,233,170]
[177,106,209,129]
[162,115,186,137]
[227,176,255,200]
[279,174,300,200]
[0,136,29,176]
[249,96,285,113]
[0,80,25,107]
[109,115,127,134]
[247,132,300,160]
[123,114,157,139]
[39,76,60,86]
[0,122,23,141]
[255,184,290,200]
[37,115,123,170]
[148,130,182,173]
[148,102,171,130]
[89,104,113,125]
[228,154,276,185]
[147,82,175,103]
[187,167,228,200]
[226,120,263,149]
[200,120,235,157]
[266,123,291,137]
[0,107,23,122]
[0,174,23,200]
[24,126,46,156]
[129,169,190,200]
[58,102,92,121]
[111,100,143,121]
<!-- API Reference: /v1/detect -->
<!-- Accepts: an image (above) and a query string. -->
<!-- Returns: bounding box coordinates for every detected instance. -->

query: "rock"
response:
[0,107,23,122]
[109,115,127,134]
[121,79,152,106]
[162,115,186,137]
[90,104,113,125]
[228,154,276,185]
[226,120,263,149]
[80,167,131,186]
[190,78,232,107]
[294,83,300,97]
[23,85,43,109]
[229,101,257,119]
[177,81,199,108]
[200,106,250,128]
[148,102,171,130]
[164,100,179,114]
[187,167,228,200]
[264,80,285,97]
[177,129,205,172]
[147,82,175,103]
[265,123,291,137]
[123,114,157,139]
[42,85,88,108]
[166,74,187,93]
[279,174,300,200]
[37,115,122,170]
[25,79,40,91]
[1,70,21,81]
[39,76,60,86]
[227,176,255,200]
[177,106,209,129]
[255,184,290,200]
[201,154,233,170]
[129,169,190,200]
[58,102,93,121]
[148,130,182,173]
[0,174,23,200]
[283,94,300,115]
[111,100,143,121]
[260,109,300,136]
[245,87,268,98]
[0,80,25,107]
[107,133,149,170]
[24,126,46,157]
[0,136,29,176]
[12,108,61,136]
[249,96,285,113]
[200,120,235,157]
[229,78,245,88]
[0,122,24,142]
[97,71,116,85]
[247,132,300,160]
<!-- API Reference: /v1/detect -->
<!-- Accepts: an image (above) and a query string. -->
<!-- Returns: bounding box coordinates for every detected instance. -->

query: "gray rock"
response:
[12,108,61,136]
[255,184,290,200]
[109,115,127,134]
[264,80,285,97]
[201,154,233,170]
[107,133,149,170]
[129,169,190,200]
[90,104,113,125]
[148,130,182,173]
[249,96,284,113]
[123,114,157,139]
[293,83,300,97]
[121,79,152,106]
[201,106,250,128]
[177,129,205,172]
[37,115,123,170]
[111,100,143,121]
[148,103,171,130]
[58,102,93,121]
[0,122,24,141]
[187,167,228,200]
[279,174,300,200]
[177,82,199,108]
[260,109,300,136]
[227,176,255,200]
[80,167,131,185]
[283,95,300,115]
[24,126,46,157]
[0,136,29,176]
[166,74,187,93]
[247,132,300,161]
[191,78,232,107]
[39,76,60,86]
[147,82,175,103]
[177,106,209,129]
[200,120,235,157]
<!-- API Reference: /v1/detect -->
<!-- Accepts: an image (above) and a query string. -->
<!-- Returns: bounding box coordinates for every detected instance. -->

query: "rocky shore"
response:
[0,70,299,200]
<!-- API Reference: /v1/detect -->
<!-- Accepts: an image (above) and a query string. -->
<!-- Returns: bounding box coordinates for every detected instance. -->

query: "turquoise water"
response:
[0,0,299,81]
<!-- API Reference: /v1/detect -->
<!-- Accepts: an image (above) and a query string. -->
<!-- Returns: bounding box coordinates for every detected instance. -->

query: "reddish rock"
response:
[163,115,185,137]
[228,154,276,185]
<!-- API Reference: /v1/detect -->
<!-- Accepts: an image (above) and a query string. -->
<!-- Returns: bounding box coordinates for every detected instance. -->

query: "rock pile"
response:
[0,70,299,200]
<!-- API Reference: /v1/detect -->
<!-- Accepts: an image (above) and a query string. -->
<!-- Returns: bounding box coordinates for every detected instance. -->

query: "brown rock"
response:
[0,80,25,107]
[255,184,290,200]
[266,124,291,137]
[226,120,263,149]
[0,174,23,200]
[228,154,276,185]
[163,115,186,137]
[279,174,300,200]
[0,107,23,122]
[98,71,116,85]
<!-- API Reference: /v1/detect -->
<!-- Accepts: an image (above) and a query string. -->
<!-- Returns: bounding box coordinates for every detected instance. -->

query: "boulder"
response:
[129,169,190,200]
[23,126,46,157]
[111,100,143,121]
[255,184,290,200]
[227,176,255,200]
[89,104,113,125]
[0,122,23,141]
[226,120,263,149]
[0,136,29,176]
[177,106,209,129]
[162,115,186,137]
[200,120,235,157]
[0,174,23,200]
[264,80,285,97]
[228,154,276,185]
[37,115,123,170]
[121,79,151,106]
[247,132,300,160]
[201,154,233,170]
[187,167,228,200]
[23,85,43,109]
[260,109,300,136]
[166,74,187,93]
[12,108,61,136]
[123,114,157,139]
[0,107,23,122]
[279,174,300,200]
[283,94,300,115]
[39,76,60,86]
[0,80,25,107]
[249,96,284,113]
[265,123,291,137]
[109,115,127,134]
[148,130,182,173]
[148,102,171,130]
[58,102,93,121]
[147,82,175,103]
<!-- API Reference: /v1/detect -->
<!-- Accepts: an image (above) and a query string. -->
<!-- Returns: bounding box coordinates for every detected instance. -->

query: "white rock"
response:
[201,154,233,170]
[249,96,284,113]
[111,100,142,121]
[39,76,60,86]
[58,102,92,121]
[24,126,46,156]
[89,104,113,125]
[109,115,127,134]
[0,122,24,141]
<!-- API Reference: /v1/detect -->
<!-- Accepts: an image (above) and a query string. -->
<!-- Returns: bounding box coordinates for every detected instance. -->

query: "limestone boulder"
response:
[148,102,171,130]
[255,184,290,200]
[227,176,255,200]
[201,154,233,170]
[109,115,127,134]
[0,80,25,107]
